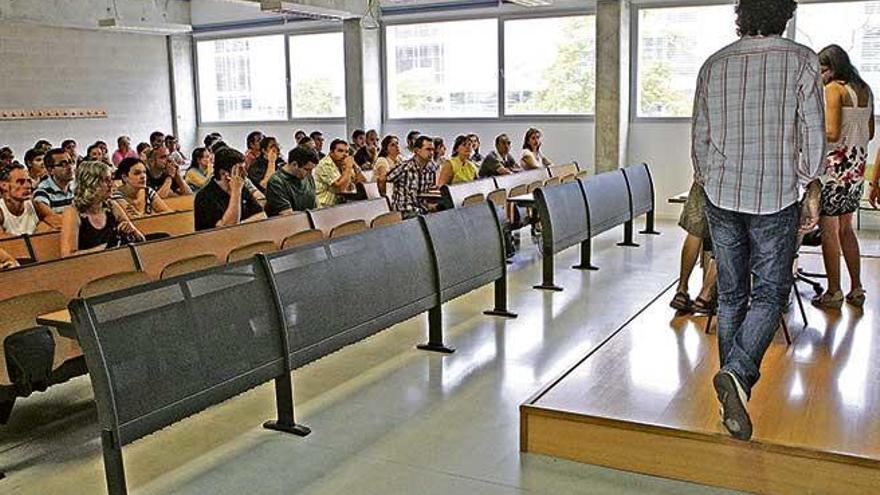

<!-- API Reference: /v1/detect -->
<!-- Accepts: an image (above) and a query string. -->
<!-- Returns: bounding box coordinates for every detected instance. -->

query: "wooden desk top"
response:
[37,309,75,339]
[507,193,534,204]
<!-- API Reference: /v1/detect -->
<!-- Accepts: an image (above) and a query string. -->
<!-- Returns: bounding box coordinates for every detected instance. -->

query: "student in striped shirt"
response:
[32,148,75,228]
[691,0,824,442]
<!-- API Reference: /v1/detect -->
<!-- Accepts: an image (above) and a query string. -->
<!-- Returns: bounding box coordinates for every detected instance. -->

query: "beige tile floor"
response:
[5,221,873,494]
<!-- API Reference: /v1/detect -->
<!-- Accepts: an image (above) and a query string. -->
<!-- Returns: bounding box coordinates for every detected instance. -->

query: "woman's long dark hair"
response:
[378,135,398,159]
[190,147,209,171]
[819,44,869,92]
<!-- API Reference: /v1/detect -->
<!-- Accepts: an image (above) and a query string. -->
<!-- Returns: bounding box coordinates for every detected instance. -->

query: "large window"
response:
[796,1,880,96]
[504,16,596,115]
[289,32,346,118]
[636,5,739,118]
[386,20,499,118]
[197,35,287,122]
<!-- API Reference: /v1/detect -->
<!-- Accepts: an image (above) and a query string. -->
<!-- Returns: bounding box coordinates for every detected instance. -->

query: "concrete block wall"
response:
[0,21,173,157]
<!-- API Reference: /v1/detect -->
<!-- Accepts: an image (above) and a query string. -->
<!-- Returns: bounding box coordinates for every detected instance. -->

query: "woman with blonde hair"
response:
[520,127,553,170]
[60,161,144,257]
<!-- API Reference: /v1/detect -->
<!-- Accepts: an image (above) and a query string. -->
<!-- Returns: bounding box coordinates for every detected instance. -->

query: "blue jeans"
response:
[704,195,799,397]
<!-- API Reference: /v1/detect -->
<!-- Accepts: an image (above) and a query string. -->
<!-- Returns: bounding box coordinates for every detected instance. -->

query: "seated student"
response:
[244,130,264,169]
[86,143,105,162]
[136,142,151,162]
[0,247,18,270]
[33,140,52,154]
[186,147,213,192]
[149,130,166,150]
[61,139,82,165]
[248,136,284,193]
[204,132,223,150]
[405,130,421,158]
[310,131,326,159]
[437,135,479,186]
[468,133,483,163]
[265,146,320,216]
[203,142,267,207]
[146,146,192,198]
[385,135,439,218]
[293,129,307,144]
[479,133,520,177]
[165,135,187,169]
[194,147,266,231]
[60,161,144,257]
[112,135,138,167]
[111,157,172,218]
[354,129,379,170]
[520,127,553,170]
[432,137,448,167]
[314,139,366,208]
[24,148,48,184]
[350,129,366,154]
[0,147,14,169]
[374,135,404,197]
[33,148,75,226]
[0,163,54,236]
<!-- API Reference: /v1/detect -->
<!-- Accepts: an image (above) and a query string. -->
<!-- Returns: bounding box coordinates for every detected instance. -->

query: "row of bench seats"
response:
[0,195,196,264]
[532,163,659,290]
[68,202,515,494]
[0,198,394,422]
[441,162,583,209]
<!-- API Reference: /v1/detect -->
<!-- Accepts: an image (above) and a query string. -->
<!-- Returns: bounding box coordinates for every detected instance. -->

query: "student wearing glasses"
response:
[33,148,76,228]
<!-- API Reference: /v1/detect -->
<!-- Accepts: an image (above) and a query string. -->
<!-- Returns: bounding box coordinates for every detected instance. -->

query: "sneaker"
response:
[811,290,843,310]
[713,370,752,441]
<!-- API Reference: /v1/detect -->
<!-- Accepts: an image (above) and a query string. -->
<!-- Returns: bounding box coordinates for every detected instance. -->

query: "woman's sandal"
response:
[692,296,717,315]
[670,291,693,312]
[812,290,844,310]
[846,288,866,308]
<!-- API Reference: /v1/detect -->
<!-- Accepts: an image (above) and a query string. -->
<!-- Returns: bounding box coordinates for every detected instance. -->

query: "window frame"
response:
[381,8,596,124]
[194,27,346,127]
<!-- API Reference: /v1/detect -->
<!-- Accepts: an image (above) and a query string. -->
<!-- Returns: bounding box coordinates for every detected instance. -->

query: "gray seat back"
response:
[492,169,549,193]
[70,259,285,445]
[579,170,632,237]
[421,202,505,303]
[264,218,437,368]
[621,163,654,218]
[533,181,590,255]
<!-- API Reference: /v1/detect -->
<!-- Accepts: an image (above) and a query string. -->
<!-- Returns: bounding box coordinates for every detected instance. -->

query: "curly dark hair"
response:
[735,0,797,37]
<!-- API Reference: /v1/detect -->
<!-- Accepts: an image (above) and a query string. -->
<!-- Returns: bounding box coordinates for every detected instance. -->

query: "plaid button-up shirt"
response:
[692,36,826,214]
[386,156,438,216]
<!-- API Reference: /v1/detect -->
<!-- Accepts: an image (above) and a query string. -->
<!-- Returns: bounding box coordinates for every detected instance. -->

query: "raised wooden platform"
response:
[521,255,880,494]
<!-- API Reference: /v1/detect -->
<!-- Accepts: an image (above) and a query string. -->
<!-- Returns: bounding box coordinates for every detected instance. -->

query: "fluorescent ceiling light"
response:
[259,0,357,20]
[97,18,192,35]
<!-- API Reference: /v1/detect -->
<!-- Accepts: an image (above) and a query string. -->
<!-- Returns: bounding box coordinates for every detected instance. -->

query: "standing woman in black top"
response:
[60,161,144,257]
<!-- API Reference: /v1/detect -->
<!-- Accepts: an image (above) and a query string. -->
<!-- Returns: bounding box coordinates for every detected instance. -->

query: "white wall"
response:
[627,121,692,219]
[196,122,348,153]
[0,22,173,157]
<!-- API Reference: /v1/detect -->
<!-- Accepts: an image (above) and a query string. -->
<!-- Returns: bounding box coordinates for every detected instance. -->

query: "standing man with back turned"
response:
[692,0,825,441]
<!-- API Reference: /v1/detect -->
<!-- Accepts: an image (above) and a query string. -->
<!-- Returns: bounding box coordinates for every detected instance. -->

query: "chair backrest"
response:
[487,189,507,209]
[265,218,437,368]
[548,162,579,178]
[0,246,139,301]
[362,170,375,183]
[441,178,498,208]
[162,194,195,211]
[159,254,222,279]
[579,170,632,237]
[226,240,278,263]
[363,181,382,199]
[78,271,153,298]
[329,219,367,238]
[575,170,589,179]
[27,231,61,262]
[371,211,403,228]
[533,181,591,255]
[544,177,562,187]
[527,180,544,193]
[133,213,311,279]
[508,184,529,198]
[0,289,68,386]
[561,174,577,184]
[307,198,390,236]
[132,210,194,237]
[621,163,655,218]
[69,258,286,447]
[281,229,325,250]
[462,193,486,206]
[420,202,505,303]
[0,235,32,263]
[492,169,549,193]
